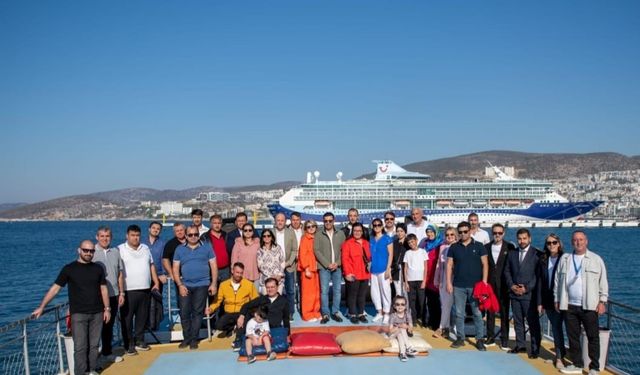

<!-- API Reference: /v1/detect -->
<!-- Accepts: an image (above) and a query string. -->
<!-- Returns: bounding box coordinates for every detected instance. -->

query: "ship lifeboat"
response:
[523,199,534,204]
[314,200,332,208]
[436,200,452,207]
[394,200,411,208]
[471,200,487,207]
[490,199,504,206]
[506,199,521,206]
[453,200,469,207]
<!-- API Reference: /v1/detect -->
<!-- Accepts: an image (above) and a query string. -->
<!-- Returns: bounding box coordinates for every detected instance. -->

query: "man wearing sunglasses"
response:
[446,221,489,351]
[173,225,218,350]
[32,240,110,375]
[314,212,346,324]
[484,223,516,350]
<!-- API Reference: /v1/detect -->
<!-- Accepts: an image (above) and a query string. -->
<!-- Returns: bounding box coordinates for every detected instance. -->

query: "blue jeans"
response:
[319,268,342,316]
[453,286,484,340]
[546,308,566,360]
[178,286,209,344]
[284,270,296,316]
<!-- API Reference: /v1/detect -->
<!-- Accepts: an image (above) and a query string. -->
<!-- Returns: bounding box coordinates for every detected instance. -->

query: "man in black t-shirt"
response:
[33,240,110,375]
[446,221,489,351]
[162,222,187,309]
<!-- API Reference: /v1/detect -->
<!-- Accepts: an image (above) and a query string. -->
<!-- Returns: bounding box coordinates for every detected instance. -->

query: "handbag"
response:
[362,245,371,273]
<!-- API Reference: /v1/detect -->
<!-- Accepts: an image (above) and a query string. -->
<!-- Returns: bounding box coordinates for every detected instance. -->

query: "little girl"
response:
[388,295,417,362]
[245,305,276,364]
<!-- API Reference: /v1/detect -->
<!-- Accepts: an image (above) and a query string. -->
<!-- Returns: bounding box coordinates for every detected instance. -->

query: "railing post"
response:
[55,308,65,375]
[22,322,30,375]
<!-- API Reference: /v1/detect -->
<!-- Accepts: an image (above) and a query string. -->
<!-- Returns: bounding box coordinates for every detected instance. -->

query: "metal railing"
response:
[0,304,124,375]
[541,299,640,375]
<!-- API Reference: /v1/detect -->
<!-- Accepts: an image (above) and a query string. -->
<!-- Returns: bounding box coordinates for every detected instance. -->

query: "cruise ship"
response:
[268,160,603,223]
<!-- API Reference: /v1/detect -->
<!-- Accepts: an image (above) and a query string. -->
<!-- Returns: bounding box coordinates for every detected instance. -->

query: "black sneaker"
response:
[247,354,256,364]
[450,339,465,349]
[267,351,277,361]
[126,347,138,356]
[178,341,189,349]
[358,314,368,323]
[331,313,343,322]
[349,316,360,324]
[476,339,486,352]
[231,340,241,352]
[190,341,199,350]
[289,315,294,322]
[320,315,330,324]
[399,353,408,362]
[135,342,150,351]
[485,337,496,347]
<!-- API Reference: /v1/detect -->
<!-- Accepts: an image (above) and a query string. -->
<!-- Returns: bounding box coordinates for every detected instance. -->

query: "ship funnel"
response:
[336,171,343,182]
[306,172,312,183]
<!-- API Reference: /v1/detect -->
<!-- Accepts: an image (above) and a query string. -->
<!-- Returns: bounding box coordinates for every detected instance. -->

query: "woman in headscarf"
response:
[419,224,444,329]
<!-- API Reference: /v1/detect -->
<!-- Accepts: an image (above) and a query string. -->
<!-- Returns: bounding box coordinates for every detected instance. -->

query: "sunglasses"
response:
[458,230,469,234]
[243,229,254,232]
[323,219,334,223]
[546,240,559,245]
[384,217,394,221]
[305,225,317,229]
[493,232,504,235]
[186,233,199,238]
[80,248,95,253]
[372,223,383,227]
[262,234,272,238]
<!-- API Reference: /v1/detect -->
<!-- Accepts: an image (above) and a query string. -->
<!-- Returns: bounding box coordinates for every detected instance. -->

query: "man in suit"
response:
[504,228,541,358]
[484,223,516,350]
[273,212,299,320]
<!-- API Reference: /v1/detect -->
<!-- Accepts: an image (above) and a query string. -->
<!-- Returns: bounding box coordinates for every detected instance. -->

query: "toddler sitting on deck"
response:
[245,305,276,364]
[388,296,418,362]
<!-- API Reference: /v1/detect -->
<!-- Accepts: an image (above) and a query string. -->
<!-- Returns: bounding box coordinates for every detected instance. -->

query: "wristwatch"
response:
[104,307,111,311]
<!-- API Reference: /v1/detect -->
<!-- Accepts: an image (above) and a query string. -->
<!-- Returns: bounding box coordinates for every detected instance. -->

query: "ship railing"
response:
[0,303,123,375]
[541,299,639,375]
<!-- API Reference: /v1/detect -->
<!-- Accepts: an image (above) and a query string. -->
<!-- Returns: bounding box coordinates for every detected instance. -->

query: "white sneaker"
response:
[372,314,384,322]
[307,317,319,322]
[588,370,600,375]
[106,354,123,363]
[560,365,583,374]
[382,315,389,325]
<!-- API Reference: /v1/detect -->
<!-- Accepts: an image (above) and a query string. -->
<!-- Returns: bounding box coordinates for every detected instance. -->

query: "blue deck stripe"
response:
[145,349,541,375]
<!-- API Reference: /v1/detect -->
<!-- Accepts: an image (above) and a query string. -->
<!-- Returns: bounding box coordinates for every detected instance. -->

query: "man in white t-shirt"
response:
[118,225,160,355]
[407,208,429,244]
[468,213,490,245]
[554,231,608,375]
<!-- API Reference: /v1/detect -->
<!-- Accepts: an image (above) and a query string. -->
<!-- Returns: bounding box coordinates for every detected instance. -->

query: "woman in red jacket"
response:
[341,222,371,324]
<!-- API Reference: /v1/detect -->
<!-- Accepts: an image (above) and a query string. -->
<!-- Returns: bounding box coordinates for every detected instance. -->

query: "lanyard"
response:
[572,254,583,276]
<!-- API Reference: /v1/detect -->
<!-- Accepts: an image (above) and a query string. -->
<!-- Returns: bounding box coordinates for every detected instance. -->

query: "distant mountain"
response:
[0,203,27,212]
[360,151,640,180]
[0,181,300,220]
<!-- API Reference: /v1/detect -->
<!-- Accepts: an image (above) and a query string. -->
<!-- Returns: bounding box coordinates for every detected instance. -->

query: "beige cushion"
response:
[336,330,390,354]
[382,332,432,353]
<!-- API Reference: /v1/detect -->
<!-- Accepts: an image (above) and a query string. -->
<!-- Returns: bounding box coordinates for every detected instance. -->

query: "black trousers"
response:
[564,305,600,370]
[120,289,150,349]
[511,297,541,354]
[148,283,164,331]
[425,288,441,330]
[487,287,511,345]
[345,279,368,316]
[407,281,425,324]
[215,312,240,334]
[101,296,120,356]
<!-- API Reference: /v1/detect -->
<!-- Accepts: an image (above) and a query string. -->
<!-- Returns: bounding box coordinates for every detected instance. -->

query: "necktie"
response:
[519,250,526,263]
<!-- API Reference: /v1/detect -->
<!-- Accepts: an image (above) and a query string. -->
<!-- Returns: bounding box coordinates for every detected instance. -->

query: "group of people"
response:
[32,208,609,375]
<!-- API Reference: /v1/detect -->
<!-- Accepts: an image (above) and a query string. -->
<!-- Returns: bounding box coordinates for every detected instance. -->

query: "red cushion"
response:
[289,332,342,356]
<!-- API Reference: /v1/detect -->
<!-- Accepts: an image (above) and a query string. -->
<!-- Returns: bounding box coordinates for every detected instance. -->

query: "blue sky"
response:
[1,1,639,203]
